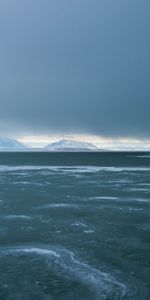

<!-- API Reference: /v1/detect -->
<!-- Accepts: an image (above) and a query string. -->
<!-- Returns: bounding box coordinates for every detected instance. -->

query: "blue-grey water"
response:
[0,152,150,300]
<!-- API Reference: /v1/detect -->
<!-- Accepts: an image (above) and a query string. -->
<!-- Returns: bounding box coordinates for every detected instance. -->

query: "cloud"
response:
[0,0,150,138]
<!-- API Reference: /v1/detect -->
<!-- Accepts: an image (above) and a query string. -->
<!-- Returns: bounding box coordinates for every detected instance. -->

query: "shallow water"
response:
[0,152,150,299]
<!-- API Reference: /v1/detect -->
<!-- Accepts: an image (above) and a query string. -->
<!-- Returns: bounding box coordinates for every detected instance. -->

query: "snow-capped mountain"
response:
[45,139,98,151]
[0,138,27,150]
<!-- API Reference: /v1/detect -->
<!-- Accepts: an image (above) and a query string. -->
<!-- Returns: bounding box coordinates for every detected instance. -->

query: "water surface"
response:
[0,152,150,299]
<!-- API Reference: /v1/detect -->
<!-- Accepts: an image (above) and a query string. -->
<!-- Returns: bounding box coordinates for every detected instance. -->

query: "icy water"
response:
[0,152,150,300]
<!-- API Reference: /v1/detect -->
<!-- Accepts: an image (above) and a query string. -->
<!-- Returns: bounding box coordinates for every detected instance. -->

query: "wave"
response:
[0,244,127,300]
[0,165,150,173]
[83,229,95,234]
[88,196,150,203]
[129,188,150,192]
[38,203,79,209]
[2,214,31,220]
[71,221,88,227]
[131,155,150,158]
[90,196,118,200]
[71,221,95,234]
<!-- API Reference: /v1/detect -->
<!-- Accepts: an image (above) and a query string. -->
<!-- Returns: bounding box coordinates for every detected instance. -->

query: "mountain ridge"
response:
[0,138,27,150]
[45,139,98,151]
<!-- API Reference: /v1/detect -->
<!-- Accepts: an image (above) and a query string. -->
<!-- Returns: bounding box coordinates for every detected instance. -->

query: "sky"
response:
[0,0,150,147]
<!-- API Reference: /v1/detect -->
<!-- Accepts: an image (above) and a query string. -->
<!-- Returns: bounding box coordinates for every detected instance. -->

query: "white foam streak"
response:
[3,215,31,220]
[0,165,150,173]
[39,203,78,209]
[16,247,60,257]
[0,244,127,299]
[91,196,118,200]
[71,222,87,227]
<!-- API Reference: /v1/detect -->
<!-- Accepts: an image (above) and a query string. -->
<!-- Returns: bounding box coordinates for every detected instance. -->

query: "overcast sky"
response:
[0,0,150,138]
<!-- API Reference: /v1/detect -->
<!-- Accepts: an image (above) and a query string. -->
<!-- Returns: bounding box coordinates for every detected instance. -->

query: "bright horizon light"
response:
[18,134,150,151]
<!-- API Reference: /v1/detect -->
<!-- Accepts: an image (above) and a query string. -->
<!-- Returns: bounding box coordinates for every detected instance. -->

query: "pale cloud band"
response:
[19,134,150,151]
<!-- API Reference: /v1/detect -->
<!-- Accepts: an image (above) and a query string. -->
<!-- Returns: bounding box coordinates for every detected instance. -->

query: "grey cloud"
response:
[0,0,150,137]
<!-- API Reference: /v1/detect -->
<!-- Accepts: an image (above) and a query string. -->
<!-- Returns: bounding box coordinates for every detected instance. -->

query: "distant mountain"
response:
[0,138,27,150]
[45,139,98,151]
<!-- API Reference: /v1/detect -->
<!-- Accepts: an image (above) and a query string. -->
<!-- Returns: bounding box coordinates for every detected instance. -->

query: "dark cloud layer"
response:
[0,0,150,137]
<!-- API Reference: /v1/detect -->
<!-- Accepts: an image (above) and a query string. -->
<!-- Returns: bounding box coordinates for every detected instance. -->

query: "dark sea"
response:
[0,152,150,300]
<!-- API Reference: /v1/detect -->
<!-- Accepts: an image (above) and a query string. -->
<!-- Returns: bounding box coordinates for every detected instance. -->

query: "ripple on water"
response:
[37,203,79,209]
[3,215,32,220]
